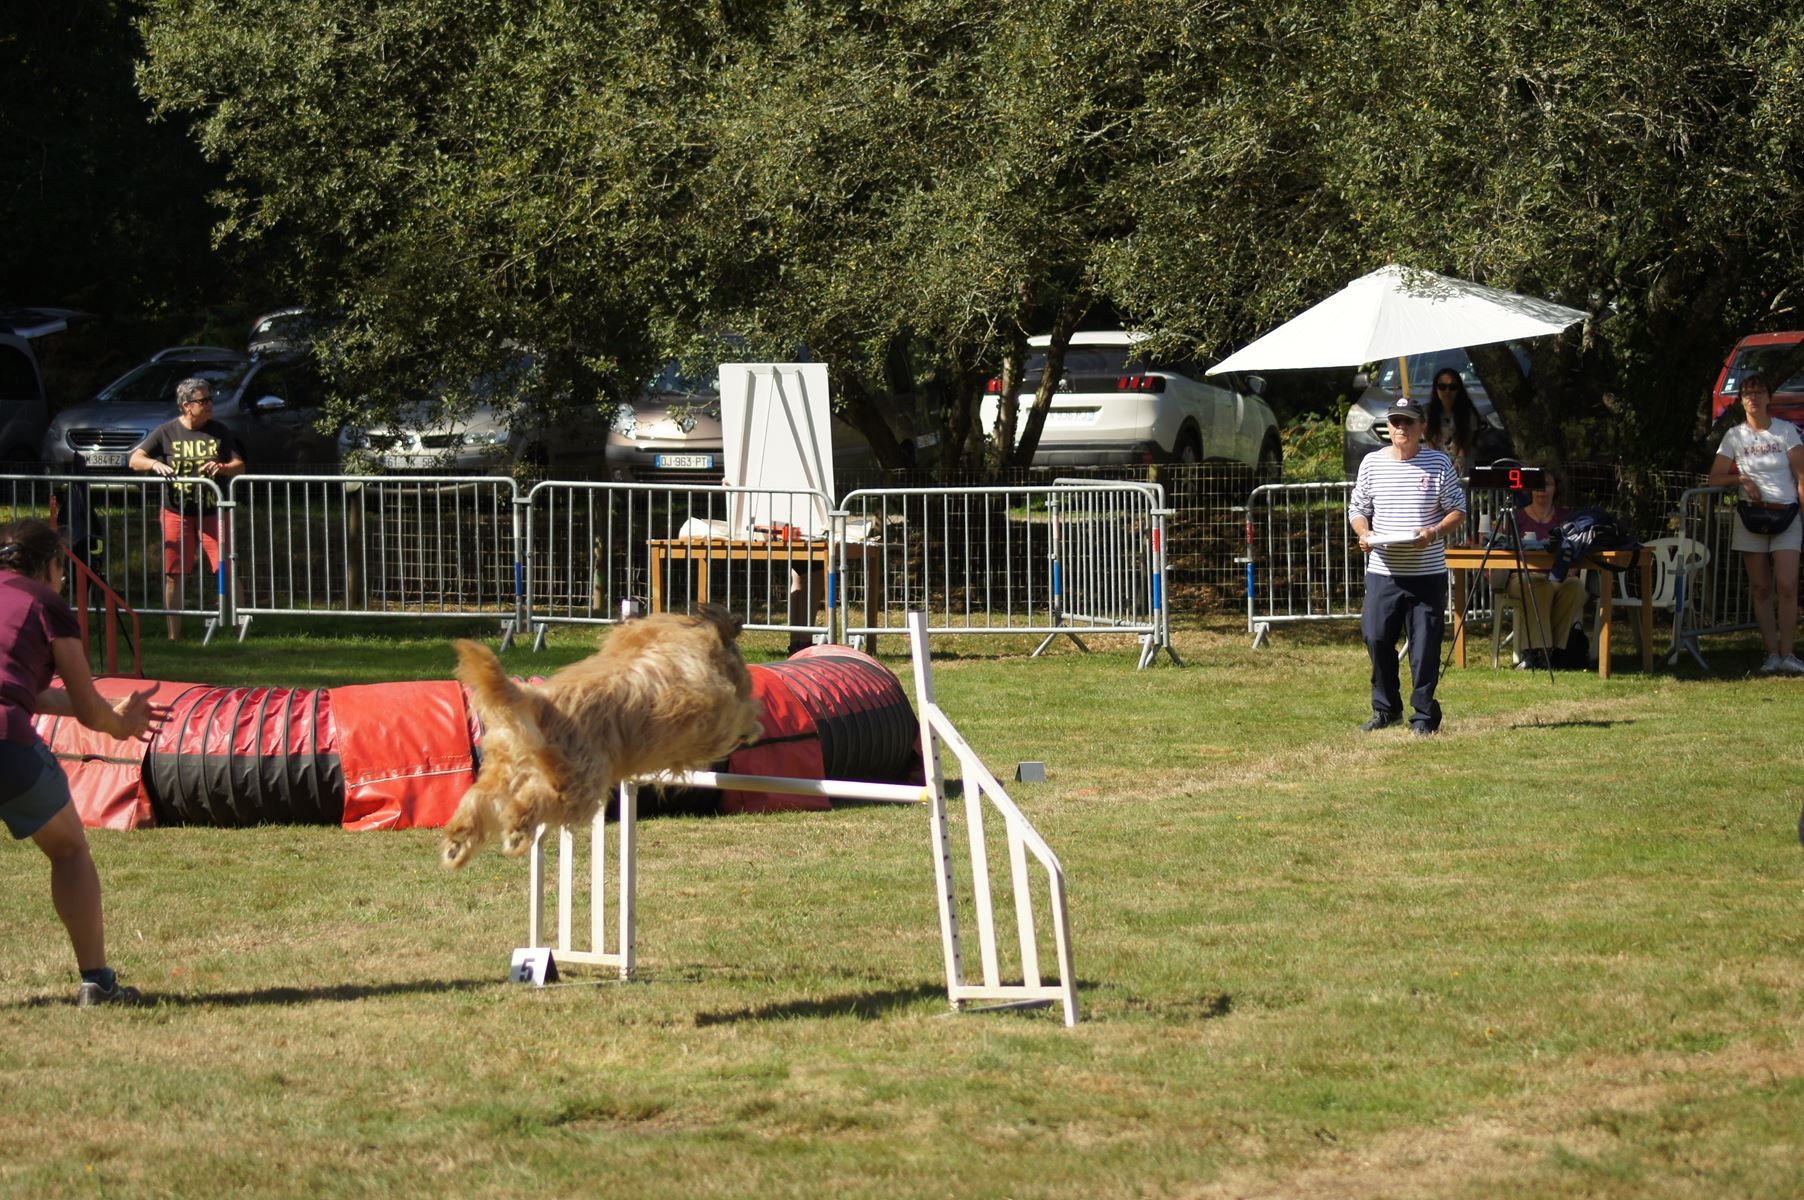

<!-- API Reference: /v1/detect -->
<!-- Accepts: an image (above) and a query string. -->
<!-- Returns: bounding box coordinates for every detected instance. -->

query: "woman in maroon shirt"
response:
[0,519,158,1006]
[1497,469,1590,669]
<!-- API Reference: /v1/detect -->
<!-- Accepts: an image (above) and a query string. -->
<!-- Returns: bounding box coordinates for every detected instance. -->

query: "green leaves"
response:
[135,0,1804,468]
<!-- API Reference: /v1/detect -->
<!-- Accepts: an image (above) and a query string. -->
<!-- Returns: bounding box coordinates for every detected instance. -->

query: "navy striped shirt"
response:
[1349,447,1467,576]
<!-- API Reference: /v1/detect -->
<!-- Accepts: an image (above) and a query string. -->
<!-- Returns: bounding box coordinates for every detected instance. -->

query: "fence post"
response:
[504,482,529,651]
[204,480,237,645]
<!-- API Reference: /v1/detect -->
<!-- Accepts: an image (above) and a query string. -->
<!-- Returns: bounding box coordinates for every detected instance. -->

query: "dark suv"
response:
[41,346,340,472]
[0,308,80,468]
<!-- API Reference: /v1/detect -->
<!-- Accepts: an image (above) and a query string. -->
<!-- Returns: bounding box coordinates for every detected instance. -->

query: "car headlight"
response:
[609,406,638,439]
[1346,405,1377,434]
[461,429,509,447]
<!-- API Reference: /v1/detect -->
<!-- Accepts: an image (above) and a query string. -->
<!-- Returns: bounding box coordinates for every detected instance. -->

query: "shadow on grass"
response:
[691,978,1107,1025]
[691,982,953,1025]
[13,977,496,1009]
[1511,719,1638,730]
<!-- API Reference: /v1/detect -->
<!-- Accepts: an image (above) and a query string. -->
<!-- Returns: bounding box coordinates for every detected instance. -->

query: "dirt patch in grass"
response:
[1189,1042,1804,1199]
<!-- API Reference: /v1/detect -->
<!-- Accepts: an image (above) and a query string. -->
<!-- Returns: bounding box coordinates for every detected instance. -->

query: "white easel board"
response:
[718,362,834,537]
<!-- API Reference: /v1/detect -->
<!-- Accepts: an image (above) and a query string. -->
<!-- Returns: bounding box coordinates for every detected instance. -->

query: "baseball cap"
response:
[1386,396,1424,424]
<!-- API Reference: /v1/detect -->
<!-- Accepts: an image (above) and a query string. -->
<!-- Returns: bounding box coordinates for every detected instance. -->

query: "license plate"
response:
[1046,409,1100,426]
[83,452,126,468]
[655,454,714,470]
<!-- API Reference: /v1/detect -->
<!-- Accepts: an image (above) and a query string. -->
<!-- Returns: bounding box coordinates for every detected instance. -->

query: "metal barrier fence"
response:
[835,481,1175,668]
[1244,481,1535,647]
[1669,485,1754,671]
[1243,481,1361,645]
[521,480,837,649]
[228,475,526,640]
[0,473,228,643]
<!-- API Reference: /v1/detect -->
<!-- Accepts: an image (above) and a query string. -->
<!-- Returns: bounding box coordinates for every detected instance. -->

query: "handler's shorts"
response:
[1730,515,1803,555]
[160,509,228,576]
[0,741,73,840]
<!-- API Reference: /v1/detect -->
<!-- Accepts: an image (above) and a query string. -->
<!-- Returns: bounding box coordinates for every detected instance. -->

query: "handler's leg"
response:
[1361,572,1406,723]
[31,803,105,973]
[1402,572,1447,732]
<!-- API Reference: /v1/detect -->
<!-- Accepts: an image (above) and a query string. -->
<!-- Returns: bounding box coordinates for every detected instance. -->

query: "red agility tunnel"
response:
[720,646,922,813]
[37,649,920,830]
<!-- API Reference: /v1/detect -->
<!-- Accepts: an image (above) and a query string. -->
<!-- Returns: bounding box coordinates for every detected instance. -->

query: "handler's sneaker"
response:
[1359,712,1401,732]
[75,979,143,1008]
[1758,654,1784,675]
[1780,655,1804,676]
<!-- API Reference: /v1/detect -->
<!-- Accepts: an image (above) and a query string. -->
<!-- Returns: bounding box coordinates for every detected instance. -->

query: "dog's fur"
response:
[441,605,763,868]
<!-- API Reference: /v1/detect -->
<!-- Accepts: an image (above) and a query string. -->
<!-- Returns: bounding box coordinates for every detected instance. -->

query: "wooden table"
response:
[647,538,877,650]
[1444,545,1653,679]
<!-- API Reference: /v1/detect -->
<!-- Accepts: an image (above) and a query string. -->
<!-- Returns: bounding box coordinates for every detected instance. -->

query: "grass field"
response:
[2,617,1801,1199]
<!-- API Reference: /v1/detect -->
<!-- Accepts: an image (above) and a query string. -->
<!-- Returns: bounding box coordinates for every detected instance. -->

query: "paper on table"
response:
[1362,531,1423,547]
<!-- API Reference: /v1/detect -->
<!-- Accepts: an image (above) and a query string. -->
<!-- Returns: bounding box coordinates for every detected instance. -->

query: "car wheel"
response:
[1175,431,1202,465]
[1256,435,1283,485]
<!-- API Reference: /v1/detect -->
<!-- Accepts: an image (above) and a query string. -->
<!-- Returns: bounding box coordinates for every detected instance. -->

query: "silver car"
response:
[42,346,340,472]
[1340,348,1518,476]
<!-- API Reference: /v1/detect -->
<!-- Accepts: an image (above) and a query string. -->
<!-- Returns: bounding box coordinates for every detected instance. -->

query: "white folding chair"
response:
[1599,536,1710,658]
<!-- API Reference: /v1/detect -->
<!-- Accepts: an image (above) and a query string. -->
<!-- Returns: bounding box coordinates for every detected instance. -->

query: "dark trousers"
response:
[1362,571,1446,730]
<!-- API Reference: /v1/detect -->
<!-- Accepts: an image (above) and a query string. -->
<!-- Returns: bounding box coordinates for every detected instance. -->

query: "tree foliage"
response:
[133,0,1804,470]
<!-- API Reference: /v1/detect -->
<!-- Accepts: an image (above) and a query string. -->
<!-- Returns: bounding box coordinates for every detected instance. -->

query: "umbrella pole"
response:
[1398,355,1411,398]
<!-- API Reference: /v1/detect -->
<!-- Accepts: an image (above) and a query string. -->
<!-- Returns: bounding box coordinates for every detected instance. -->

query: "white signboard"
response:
[718,362,834,538]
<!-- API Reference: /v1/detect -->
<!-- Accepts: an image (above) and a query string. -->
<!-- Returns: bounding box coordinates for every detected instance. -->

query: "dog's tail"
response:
[454,638,522,717]
[452,636,569,805]
[693,603,745,645]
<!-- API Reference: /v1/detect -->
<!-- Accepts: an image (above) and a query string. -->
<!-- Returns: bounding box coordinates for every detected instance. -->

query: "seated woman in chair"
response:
[1497,469,1589,669]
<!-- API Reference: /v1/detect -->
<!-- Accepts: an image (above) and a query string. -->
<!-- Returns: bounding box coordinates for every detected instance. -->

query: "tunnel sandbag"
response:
[334,681,475,831]
[145,686,342,827]
[721,646,922,814]
[33,678,202,830]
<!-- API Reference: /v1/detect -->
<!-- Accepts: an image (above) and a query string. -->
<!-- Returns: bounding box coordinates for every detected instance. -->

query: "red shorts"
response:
[160,510,229,576]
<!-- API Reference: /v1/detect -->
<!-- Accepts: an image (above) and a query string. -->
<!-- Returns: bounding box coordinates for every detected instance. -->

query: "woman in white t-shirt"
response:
[1708,372,1804,674]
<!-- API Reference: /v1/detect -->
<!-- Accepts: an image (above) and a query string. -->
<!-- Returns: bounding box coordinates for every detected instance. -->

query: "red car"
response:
[1713,331,1804,423]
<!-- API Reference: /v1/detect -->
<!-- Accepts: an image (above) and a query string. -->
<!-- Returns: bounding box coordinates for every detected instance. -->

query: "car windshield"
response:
[95,360,251,405]
[1374,354,1477,392]
[1022,347,1151,377]
[645,360,719,395]
[1725,345,1804,394]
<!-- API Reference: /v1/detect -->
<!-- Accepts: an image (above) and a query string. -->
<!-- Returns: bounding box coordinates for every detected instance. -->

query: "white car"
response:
[981,331,1281,474]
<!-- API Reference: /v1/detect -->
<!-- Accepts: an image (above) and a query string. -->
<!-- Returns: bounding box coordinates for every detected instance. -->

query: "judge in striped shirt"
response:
[1348,395,1468,736]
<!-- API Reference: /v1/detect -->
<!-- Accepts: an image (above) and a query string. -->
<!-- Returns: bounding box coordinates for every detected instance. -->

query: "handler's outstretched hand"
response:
[113,686,166,742]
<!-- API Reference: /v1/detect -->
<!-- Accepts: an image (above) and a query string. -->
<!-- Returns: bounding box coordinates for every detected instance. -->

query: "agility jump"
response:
[520,613,1080,1026]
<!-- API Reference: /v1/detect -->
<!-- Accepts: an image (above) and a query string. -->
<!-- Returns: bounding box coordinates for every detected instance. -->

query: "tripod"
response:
[1447,488,1556,683]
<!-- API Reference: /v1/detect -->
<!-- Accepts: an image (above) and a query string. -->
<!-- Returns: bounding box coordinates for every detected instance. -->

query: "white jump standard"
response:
[516,611,1081,1026]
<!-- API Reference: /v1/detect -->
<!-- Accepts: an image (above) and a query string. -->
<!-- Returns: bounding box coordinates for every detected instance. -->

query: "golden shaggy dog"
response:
[441,605,763,868]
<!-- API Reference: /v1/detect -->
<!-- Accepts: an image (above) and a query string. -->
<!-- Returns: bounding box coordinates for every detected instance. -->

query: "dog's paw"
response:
[441,835,475,870]
[500,825,535,856]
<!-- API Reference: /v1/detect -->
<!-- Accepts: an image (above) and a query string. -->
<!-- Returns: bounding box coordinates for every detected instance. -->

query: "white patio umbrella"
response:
[1206,264,1586,377]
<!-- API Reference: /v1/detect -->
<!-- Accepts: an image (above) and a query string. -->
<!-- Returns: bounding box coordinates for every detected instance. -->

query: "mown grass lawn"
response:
[1,617,1800,1199]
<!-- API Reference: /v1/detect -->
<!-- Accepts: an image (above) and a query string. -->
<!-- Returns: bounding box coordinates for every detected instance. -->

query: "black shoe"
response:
[1411,724,1438,739]
[1360,712,1401,732]
[75,979,144,1008]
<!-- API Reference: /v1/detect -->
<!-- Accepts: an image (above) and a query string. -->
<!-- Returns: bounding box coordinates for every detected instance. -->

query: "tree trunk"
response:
[1008,293,1091,469]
